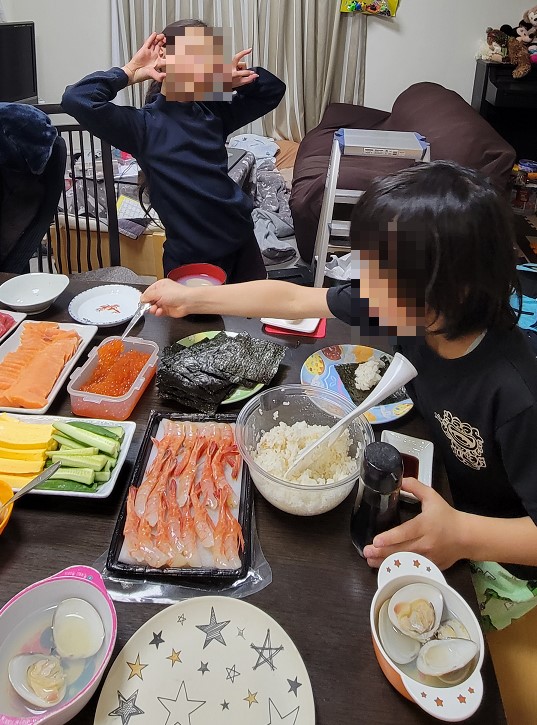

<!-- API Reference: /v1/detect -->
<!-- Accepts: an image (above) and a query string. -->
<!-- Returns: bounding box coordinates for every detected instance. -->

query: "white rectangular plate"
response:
[0,310,27,346]
[0,321,98,415]
[6,415,136,498]
[381,430,434,503]
[261,317,321,333]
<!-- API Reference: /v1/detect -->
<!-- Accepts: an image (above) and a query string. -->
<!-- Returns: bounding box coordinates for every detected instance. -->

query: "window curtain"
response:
[111,0,366,141]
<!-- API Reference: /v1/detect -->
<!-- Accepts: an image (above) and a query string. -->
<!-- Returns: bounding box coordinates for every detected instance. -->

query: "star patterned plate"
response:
[301,344,413,425]
[94,596,315,724]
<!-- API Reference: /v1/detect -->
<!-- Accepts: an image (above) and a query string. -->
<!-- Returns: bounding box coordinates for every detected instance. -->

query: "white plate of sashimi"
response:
[107,414,253,580]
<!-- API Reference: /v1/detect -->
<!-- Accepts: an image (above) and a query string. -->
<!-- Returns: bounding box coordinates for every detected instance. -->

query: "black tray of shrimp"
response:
[106,410,254,584]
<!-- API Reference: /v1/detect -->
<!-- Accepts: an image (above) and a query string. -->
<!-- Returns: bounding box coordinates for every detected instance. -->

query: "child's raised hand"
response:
[140,278,191,318]
[123,32,166,86]
[362,478,467,571]
[232,49,259,88]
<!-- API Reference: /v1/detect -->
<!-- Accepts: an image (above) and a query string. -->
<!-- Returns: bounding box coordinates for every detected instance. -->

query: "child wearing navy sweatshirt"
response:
[62,20,286,282]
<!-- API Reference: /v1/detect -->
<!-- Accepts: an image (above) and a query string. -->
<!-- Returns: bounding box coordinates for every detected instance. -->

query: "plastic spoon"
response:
[0,462,62,517]
[285,353,418,478]
[121,302,150,340]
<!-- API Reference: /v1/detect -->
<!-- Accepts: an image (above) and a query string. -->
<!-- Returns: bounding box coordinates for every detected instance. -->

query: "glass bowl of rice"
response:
[236,384,374,516]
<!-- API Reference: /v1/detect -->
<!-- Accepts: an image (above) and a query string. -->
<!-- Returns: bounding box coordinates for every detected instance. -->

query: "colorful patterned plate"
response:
[68,285,141,327]
[177,331,264,405]
[94,596,315,724]
[300,344,413,425]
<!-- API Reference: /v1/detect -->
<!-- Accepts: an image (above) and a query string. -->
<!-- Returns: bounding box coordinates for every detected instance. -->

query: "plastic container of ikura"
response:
[67,337,158,420]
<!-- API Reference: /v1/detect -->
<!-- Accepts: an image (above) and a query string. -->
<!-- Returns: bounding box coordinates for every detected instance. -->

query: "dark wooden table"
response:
[0,279,506,724]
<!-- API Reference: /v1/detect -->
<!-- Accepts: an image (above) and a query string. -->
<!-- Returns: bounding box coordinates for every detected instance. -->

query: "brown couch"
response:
[290,82,516,263]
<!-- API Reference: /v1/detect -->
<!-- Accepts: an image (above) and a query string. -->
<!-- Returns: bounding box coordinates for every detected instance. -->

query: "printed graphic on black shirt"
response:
[434,410,486,471]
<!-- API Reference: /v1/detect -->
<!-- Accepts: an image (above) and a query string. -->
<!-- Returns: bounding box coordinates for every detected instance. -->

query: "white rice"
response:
[354,358,385,391]
[251,421,360,515]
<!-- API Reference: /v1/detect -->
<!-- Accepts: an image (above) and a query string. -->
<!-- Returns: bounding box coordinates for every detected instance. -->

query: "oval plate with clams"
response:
[301,345,413,425]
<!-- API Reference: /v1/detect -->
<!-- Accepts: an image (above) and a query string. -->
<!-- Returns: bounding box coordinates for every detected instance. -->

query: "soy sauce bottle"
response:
[351,442,403,557]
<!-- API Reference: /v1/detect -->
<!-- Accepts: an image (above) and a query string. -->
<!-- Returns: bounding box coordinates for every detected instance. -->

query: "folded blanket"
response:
[0,103,57,174]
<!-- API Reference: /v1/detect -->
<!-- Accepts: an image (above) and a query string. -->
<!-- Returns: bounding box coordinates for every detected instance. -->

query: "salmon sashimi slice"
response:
[0,322,81,408]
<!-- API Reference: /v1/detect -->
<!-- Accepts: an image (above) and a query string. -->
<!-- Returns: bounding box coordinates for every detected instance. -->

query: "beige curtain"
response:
[111,0,366,141]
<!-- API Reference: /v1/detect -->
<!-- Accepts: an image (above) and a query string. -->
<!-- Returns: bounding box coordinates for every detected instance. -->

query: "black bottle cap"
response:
[362,442,403,494]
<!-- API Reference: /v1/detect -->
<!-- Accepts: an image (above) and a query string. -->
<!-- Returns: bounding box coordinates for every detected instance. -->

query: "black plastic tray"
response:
[106,410,253,585]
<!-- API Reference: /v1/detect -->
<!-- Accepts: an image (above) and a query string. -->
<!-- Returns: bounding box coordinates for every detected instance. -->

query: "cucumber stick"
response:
[52,423,119,457]
[49,467,95,485]
[51,434,86,449]
[47,447,99,458]
[68,421,120,440]
[108,426,125,441]
[95,471,111,482]
[49,453,108,471]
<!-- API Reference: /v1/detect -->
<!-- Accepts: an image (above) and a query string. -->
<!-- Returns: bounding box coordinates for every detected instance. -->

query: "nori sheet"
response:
[335,356,407,406]
[157,332,285,414]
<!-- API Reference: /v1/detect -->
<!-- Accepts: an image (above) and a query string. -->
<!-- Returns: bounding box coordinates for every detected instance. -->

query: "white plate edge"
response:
[381,430,434,493]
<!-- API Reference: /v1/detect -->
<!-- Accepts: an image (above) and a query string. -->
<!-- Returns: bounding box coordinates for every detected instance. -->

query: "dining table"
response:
[0,277,506,724]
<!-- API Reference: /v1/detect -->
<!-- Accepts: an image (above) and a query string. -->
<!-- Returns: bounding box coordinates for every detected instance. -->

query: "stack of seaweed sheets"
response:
[158,332,286,414]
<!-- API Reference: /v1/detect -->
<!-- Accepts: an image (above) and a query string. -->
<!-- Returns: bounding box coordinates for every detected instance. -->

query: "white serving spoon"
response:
[285,353,418,478]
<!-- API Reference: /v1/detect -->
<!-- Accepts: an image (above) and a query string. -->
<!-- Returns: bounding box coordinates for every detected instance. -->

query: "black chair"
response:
[0,135,66,274]
[35,104,122,276]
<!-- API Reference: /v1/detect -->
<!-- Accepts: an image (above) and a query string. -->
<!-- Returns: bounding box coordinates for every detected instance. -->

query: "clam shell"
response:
[378,600,421,665]
[436,618,470,641]
[8,653,66,708]
[388,583,443,641]
[52,598,105,659]
[417,638,478,678]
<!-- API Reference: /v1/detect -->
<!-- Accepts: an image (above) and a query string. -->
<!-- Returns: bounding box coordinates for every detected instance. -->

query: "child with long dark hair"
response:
[351,160,537,724]
[62,19,285,281]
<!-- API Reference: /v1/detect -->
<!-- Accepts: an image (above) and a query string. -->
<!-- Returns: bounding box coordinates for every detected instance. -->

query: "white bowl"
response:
[0,566,117,725]
[0,274,69,314]
[370,552,484,722]
[381,430,434,503]
[236,384,374,516]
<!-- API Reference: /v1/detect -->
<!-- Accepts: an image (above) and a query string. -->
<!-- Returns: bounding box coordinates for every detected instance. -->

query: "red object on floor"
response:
[263,318,327,338]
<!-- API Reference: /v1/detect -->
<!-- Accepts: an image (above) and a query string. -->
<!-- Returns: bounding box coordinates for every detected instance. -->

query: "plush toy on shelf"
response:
[524,6,537,61]
[485,27,532,78]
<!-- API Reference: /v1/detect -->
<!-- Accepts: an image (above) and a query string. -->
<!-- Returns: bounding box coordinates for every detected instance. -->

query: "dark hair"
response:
[144,19,208,105]
[350,160,521,339]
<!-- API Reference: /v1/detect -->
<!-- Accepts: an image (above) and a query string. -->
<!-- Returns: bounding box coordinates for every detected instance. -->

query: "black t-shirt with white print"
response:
[398,326,537,581]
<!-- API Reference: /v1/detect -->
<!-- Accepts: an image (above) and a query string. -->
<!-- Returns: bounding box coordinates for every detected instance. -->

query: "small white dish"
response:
[68,285,141,326]
[261,317,321,333]
[381,430,434,503]
[0,273,69,314]
[0,310,26,345]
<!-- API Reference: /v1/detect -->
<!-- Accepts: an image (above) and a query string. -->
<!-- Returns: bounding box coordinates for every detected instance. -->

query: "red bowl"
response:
[167,263,227,286]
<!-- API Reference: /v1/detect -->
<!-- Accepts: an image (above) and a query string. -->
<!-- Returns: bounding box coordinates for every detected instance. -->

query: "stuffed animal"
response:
[508,37,532,77]
[498,20,535,78]
[523,5,537,27]
[500,20,536,46]
[524,7,537,60]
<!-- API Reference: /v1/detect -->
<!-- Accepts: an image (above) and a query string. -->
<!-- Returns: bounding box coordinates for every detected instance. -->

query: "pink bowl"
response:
[0,566,117,725]
[167,263,227,286]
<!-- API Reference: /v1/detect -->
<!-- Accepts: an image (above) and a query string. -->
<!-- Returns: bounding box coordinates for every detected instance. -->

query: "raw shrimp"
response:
[175,435,205,507]
[144,425,185,527]
[158,485,188,568]
[123,486,141,560]
[211,446,239,508]
[135,511,169,568]
[212,489,244,569]
[190,484,215,548]
[198,440,219,510]
[180,501,202,567]
[134,422,177,517]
